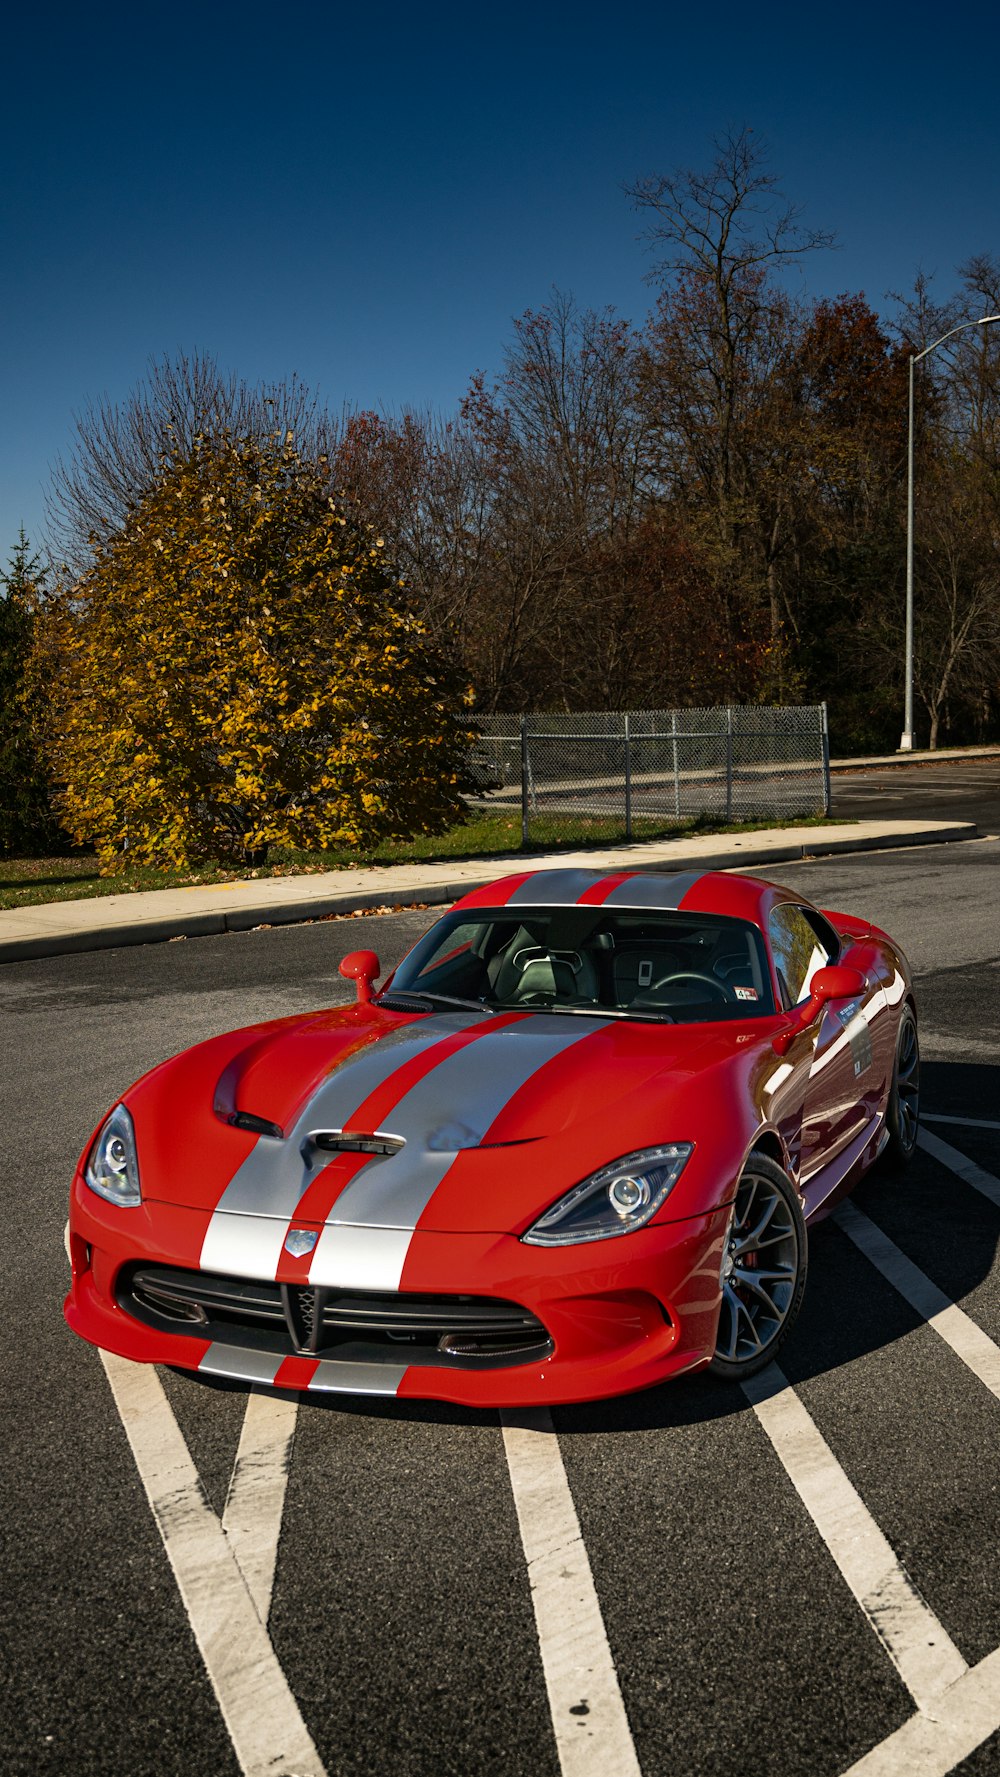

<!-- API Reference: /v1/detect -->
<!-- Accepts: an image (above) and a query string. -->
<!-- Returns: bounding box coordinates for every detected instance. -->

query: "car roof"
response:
[452,868,801,928]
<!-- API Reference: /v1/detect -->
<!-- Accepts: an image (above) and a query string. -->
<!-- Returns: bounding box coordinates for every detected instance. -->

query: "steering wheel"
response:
[656,971,731,1003]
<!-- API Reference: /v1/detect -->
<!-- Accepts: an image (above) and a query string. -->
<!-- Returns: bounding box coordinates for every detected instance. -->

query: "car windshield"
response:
[382,906,776,1024]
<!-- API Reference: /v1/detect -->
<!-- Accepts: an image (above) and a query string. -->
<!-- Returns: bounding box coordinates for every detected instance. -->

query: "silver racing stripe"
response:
[197,1343,407,1394]
[308,1224,412,1290]
[308,1359,407,1395]
[602,870,705,908]
[506,869,608,905]
[198,1345,285,1386]
[202,1213,289,1282]
[199,1012,485,1276]
[308,1015,609,1288]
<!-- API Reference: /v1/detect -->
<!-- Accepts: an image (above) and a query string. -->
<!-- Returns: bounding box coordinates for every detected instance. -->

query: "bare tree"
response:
[915,483,1000,747]
[888,268,1000,743]
[46,353,339,568]
[629,128,834,667]
[500,292,651,542]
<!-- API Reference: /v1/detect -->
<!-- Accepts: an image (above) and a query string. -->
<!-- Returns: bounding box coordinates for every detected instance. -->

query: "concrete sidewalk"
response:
[0,817,978,964]
[830,744,1000,771]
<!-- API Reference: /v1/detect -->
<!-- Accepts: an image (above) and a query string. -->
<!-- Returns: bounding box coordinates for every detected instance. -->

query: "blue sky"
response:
[3,0,999,568]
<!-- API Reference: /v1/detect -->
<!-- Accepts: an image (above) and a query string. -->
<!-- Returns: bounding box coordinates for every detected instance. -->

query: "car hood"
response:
[128,1003,766,1232]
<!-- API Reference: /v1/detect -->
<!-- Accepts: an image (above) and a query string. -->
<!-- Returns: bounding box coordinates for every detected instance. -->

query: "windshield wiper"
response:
[376,991,498,1016]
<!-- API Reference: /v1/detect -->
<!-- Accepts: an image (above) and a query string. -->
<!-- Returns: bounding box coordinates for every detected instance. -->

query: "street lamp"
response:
[899,313,1000,750]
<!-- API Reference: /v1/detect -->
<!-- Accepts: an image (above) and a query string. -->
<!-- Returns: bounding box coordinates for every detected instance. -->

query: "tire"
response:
[708,1152,808,1382]
[884,1003,920,1168]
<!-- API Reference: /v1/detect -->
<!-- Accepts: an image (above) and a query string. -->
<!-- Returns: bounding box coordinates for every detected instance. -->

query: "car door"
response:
[768,903,882,1182]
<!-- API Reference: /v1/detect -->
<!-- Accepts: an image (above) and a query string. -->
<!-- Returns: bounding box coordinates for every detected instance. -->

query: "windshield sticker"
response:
[733,985,759,1001]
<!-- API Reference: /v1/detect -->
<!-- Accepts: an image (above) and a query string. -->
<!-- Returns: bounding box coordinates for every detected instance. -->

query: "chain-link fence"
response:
[470,707,831,846]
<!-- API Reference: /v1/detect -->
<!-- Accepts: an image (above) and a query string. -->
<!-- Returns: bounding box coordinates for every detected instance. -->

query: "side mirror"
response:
[772,963,866,1055]
[339,949,380,1004]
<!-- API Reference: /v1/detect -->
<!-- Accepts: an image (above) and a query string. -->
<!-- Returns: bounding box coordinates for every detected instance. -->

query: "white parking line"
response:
[917,1128,1000,1210]
[922,1114,1000,1132]
[222,1389,299,1623]
[100,1352,325,1777]
[501,1408,642,1777]
[742,1364,967,1713]
[842,1643,1000,1776]
[835,1201,1000,1401]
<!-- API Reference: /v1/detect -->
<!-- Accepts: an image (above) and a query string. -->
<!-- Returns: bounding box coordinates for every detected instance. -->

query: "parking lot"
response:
[2,839,998,1777]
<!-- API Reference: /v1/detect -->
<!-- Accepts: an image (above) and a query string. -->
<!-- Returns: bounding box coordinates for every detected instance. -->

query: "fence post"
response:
[820,702,832,816]
[671,711,680,816]
[725,707,734,821]
[520,716,530,848]
[623,713,633,841]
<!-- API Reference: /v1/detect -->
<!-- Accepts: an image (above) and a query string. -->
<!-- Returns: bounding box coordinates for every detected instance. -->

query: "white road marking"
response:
[742,1365,967,1712]
[917,1127,1000,1210]
[100,1352,325,1777]
[222,1389,299,1624]
[841,1644,1000,1775]
[835,1200,1000,1401]
[501,1408,642,1777]
[922,1113,1000,1132]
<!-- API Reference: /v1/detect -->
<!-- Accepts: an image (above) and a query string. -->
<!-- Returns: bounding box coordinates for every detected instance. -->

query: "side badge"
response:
[284,1228,319,1258]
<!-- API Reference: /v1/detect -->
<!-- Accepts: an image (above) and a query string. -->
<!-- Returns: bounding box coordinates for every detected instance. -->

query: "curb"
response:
[0,821,979,966]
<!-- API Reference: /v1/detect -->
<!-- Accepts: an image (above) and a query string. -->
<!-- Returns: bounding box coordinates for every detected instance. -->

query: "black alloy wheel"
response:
[708,1152,808,1382]
[885,1004,920,1167]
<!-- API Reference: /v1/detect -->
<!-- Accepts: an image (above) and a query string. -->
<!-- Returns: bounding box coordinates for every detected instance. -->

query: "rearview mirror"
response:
[339,949,380,1004]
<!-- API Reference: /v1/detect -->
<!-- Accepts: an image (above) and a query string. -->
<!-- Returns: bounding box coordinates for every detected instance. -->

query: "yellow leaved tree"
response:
[39,433,474,867]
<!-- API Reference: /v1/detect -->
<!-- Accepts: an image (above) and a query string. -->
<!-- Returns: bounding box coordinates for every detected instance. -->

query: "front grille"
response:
[120,1264,553,1370]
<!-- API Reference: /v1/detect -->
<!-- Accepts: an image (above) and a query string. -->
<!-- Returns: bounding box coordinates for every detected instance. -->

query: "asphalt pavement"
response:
[2,839,999,1777]
[831,755,1000,834]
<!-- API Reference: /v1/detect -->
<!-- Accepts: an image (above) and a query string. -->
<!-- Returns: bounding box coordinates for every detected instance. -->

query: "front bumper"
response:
[65,1178,731,1408]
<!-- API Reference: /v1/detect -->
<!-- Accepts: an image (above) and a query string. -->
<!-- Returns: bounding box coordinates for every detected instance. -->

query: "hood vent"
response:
[309,1130,404,1158]
[226,1110,284,1139]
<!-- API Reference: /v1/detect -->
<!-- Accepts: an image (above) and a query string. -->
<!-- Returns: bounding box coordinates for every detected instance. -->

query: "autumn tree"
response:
[0,530,62,855]
[38,435,473,868]
[771,296,909,746]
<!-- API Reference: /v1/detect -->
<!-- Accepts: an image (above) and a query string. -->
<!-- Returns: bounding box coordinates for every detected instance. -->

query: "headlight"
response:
[522,1144,693,1245]
[85,1104,142,1207]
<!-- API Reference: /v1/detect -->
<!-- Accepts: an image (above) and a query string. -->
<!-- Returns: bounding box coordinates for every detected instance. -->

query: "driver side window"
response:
[768,905,834,1009]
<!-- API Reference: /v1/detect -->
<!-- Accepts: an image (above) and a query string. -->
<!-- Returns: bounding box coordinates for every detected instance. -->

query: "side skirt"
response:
[801,1114,887,1225]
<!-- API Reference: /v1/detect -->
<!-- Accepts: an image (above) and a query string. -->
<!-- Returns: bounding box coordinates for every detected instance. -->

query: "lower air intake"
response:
[120,1265,553,1370]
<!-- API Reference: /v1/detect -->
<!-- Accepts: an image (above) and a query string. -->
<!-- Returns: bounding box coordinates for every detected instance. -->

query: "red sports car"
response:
[65,868,919,1406]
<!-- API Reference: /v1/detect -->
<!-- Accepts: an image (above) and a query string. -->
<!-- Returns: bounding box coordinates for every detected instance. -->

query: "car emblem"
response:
[284,1228,318,1258]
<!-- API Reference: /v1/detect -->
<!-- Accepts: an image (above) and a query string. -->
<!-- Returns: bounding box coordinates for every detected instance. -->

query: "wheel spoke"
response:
[720,1283,741,1359]
[733,1263,794,1286]
[746,1229,794,1253]
[733,1193,780,1255]
[736,1175,760,1235]
[716,1165,802,1369]
[735,1294,763,1350]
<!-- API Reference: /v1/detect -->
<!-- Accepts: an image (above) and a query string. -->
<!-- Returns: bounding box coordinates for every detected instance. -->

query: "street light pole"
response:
[899,313,1000,751]
[902,352,916,749]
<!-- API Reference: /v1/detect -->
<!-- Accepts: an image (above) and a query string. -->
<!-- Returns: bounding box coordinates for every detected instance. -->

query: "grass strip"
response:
[0,808,834,912]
